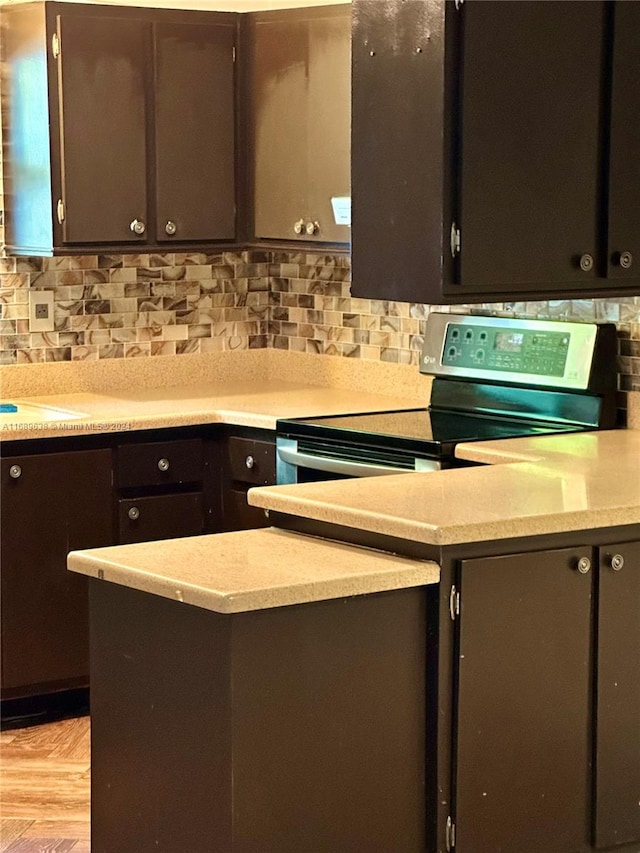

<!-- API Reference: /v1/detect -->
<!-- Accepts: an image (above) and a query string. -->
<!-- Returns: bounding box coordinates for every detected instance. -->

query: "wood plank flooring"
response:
[0,716,90,852]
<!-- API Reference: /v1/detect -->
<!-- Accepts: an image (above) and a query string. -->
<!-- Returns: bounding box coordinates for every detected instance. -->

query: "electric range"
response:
[275,313,618,484]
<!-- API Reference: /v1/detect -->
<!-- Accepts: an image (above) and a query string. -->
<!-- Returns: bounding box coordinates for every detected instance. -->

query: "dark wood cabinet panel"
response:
[249,5,350,244]
[56,14,150,245]
[594,541,640,849]
[1,2,238,255]
[227,436,275,486]
[606,1,640,281]
[219,429,275,531]
[115,433,209,544]
[90,581,427,852]
[456,1,604,291]
[0,449,113,695]
[154,21,236,243]
[118,492,204,545]
[455,547,592,853]
[116,438,203,489]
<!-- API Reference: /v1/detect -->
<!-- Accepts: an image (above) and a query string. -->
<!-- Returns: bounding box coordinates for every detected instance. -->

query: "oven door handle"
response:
[277,446,434,478]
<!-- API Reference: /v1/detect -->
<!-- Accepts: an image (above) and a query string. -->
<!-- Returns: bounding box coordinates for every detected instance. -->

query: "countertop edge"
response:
[67,534,440,614]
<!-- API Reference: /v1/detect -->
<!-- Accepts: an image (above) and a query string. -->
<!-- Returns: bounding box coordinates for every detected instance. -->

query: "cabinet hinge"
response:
[450,222,461,258]
[454,0,464,9]
[52,31,60,59]
[446,815,456,851]
[56,199,65,224]
[449,585,460,621]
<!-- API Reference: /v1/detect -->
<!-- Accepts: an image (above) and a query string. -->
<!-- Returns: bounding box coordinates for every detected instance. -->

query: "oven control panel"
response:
[421,314,615,391]
[441,323,570,377]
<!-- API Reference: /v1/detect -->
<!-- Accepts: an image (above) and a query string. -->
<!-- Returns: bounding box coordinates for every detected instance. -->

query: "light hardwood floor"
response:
[0,716,90,852]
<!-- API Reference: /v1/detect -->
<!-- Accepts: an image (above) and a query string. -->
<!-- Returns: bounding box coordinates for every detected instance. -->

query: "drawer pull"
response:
[128,507,140,521]
[9,464,22,479]
[157,458,170,472]
[245,455,255,470]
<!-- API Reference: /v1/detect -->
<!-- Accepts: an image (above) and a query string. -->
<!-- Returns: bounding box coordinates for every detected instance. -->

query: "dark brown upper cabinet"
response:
[1,2,238,255]
[351,0,640,304]
[246,4,351,245]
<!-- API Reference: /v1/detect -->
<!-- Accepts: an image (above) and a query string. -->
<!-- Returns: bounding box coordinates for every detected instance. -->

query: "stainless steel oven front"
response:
[275,435,442,485]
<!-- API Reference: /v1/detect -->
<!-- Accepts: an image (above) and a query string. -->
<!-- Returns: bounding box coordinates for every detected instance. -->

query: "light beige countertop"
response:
[248,429,640,546]
[67,527,440,613]
[0,350,428,440]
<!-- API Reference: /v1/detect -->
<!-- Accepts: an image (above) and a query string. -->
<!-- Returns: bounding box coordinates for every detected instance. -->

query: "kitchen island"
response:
[68,426,640,853]
[68,529,439,853]
[248,428,640,853]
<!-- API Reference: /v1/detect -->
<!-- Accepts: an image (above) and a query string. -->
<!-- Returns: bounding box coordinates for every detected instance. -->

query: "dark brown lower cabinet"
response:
[454,547,593,853]
[118,492,204,544]
[594,541,640,849]
[114,434,209,544]
[451,540,640,853]
[219,429,276,531]
[0,449,113,699]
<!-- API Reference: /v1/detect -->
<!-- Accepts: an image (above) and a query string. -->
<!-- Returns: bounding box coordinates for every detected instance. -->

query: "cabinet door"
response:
[606,1,640,281]
[56,14,150,244]
[0,450,113,693]
[154,21,236,243]
[594,541,640,849]
[252,6,350,243]
[454,547,592,853]
[454,1,605,293]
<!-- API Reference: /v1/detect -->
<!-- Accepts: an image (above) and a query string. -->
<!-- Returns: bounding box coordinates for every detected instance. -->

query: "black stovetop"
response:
[277,407,583,459]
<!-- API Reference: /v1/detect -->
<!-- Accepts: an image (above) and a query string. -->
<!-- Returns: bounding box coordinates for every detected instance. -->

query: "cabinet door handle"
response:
[578,253,594,272]
[575,556,591,574]
[305,220,320,236]
[293,219,305,235]
[157,457,170,472]
[9,464,22,479]
[128,506,140,521]
[165,220,177,236]
[618,251,633,270]
[130,218,146,236]
[245,455,255,470]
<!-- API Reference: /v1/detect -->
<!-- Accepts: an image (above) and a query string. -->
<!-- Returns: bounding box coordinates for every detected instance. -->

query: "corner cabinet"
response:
[351,0,640,303]
[1,2,237,255]
[449,539,640,853]
[247,4,351,245]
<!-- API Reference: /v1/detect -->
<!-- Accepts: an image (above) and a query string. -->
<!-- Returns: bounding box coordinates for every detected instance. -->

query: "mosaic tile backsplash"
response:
[1,248,640,402]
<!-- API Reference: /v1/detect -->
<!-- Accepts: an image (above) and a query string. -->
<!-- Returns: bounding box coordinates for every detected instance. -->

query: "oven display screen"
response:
[442,324,570,377]
[494,332,524,352]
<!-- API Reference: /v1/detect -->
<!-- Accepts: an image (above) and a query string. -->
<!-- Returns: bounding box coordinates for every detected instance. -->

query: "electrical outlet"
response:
[29,290,55,332]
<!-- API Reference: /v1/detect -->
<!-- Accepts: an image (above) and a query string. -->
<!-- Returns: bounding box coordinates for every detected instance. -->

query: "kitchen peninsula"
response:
[66,417,640,853]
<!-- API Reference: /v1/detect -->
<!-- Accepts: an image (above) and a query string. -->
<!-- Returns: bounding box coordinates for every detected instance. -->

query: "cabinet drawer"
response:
[227,437,275,486]
[118,492,204,544]
[117,439,203,489]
